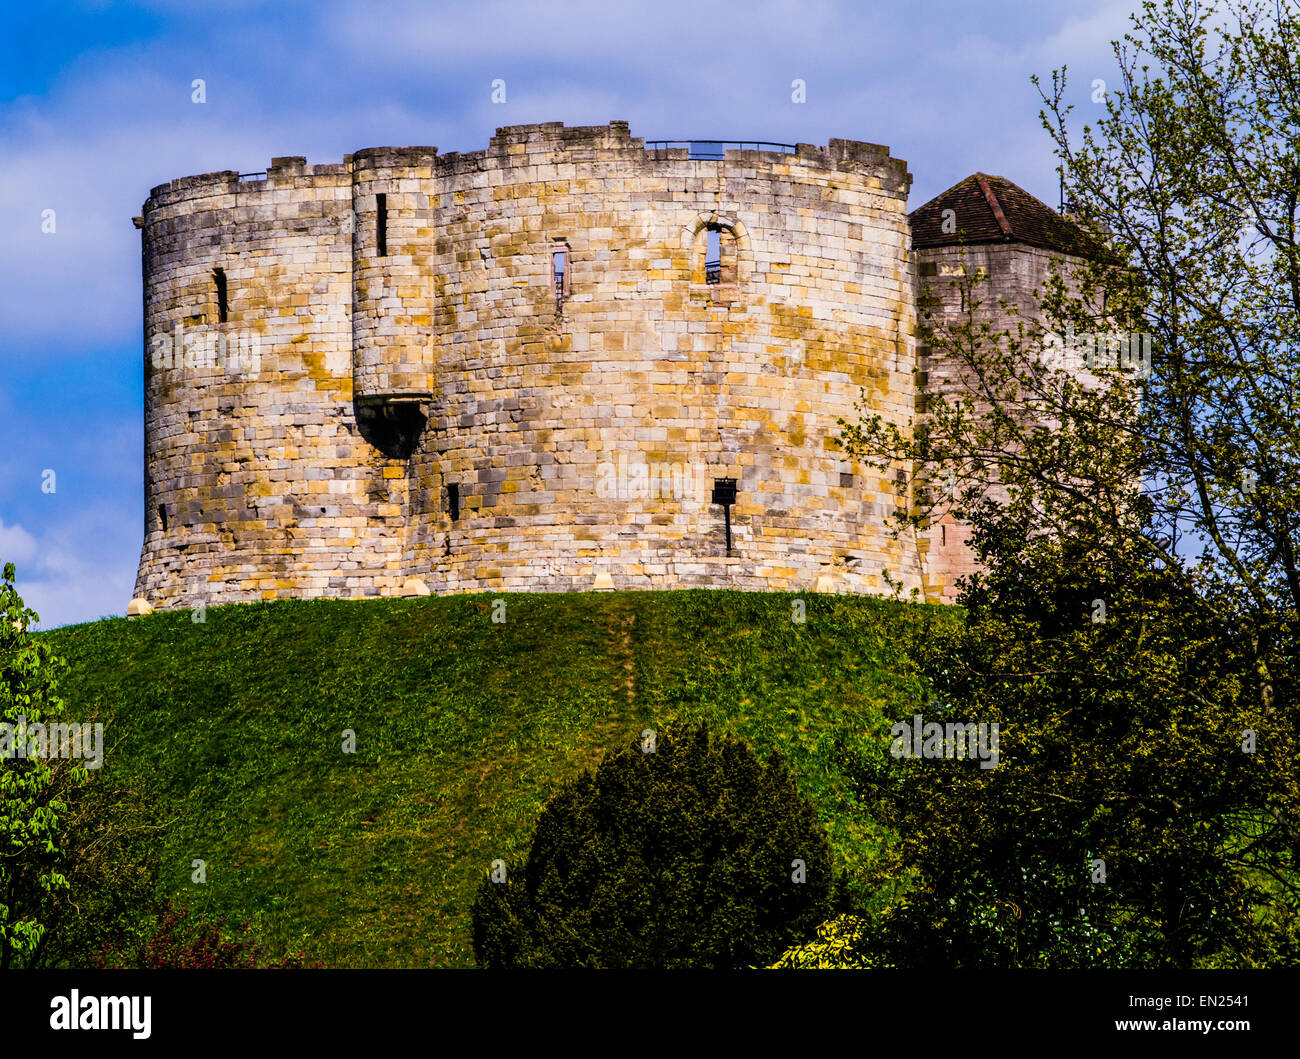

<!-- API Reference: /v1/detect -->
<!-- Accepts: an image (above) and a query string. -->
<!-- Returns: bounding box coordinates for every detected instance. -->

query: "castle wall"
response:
[134,121,928,608]
[913,242,1089,602]
[134,157,409,606]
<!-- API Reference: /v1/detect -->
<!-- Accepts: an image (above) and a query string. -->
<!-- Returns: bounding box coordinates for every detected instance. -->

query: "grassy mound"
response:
[41,589,954,967]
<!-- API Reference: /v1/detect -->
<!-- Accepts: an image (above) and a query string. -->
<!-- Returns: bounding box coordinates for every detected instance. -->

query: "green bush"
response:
[0,561,82,969]
[472,720,833,968]
[770,914,876,968]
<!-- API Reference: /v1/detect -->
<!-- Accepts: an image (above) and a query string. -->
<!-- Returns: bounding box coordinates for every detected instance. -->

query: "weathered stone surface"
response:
[911,241,1091,600]
[132,122,1086,610]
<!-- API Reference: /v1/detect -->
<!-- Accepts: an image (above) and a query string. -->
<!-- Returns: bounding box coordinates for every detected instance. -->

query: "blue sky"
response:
[0,0,1140,628]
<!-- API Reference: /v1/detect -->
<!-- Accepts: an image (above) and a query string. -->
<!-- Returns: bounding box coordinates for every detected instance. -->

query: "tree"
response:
[840,0,1299,966]
[859,517,1296,967]
[32,773,164,969]
[0,562,83,968]
[472,721,833,968]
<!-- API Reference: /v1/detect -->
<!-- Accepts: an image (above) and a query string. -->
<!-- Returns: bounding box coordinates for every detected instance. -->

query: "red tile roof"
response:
[909,172,1105,258]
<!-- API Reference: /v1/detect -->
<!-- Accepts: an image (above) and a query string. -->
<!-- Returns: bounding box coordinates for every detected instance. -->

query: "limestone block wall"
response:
[134,157,409,606]
[352,147,441,399]
[134,120,928,608]
[914,242,1089,602]
[399,122,919,595]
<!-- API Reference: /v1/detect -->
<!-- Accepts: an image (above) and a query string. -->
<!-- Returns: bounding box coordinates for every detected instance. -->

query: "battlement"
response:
[144,122,911,208]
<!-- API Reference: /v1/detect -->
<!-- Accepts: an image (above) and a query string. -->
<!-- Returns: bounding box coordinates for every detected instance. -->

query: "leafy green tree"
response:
[33,776,162,969]
[841,0,1300,966]
[857,518,1295,967]
[850,0,1299,675]
[0,562,84,968]
[472,721,833,968]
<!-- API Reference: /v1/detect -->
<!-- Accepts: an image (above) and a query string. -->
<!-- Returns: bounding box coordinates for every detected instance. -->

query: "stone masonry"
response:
[131,122,1093,610]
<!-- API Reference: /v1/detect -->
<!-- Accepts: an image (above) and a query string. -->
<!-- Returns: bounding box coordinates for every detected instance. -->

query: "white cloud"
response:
[0,519,39,566]
[0,515,137,629]
[0,62,436,355]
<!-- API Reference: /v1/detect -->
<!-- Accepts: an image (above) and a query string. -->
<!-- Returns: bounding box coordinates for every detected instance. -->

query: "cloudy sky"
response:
[0,0,1143,628]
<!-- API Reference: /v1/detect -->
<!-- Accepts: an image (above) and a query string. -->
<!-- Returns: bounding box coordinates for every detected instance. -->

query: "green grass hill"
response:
[40,589,955,967]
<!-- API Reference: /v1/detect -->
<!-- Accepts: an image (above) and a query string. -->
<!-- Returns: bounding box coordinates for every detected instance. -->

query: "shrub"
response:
[0,561,81,969]
[472,720,833,968]
[770,914,876,968]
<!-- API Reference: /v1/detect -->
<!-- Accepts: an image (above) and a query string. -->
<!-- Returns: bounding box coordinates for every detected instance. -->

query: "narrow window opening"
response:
[447,482,460,522]
[705,228,722,284]
[376,193,388,257]
[702,223,736,285]
[711,477,737,555]
[941,523,947,546]
[552,247,569,309]
[213,267,228,323]
[158,504,168,533]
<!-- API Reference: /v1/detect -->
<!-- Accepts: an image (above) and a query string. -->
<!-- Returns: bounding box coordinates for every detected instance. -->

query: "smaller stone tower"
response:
[908,173,1101,601]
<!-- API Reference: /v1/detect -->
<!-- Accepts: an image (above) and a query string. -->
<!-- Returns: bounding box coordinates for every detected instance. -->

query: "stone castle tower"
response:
[130,121,1090,612]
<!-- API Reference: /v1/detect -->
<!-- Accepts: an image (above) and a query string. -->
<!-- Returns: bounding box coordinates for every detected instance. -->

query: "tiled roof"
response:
[909,172,1104,258]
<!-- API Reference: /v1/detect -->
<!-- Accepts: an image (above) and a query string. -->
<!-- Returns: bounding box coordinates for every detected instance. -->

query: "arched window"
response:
[687,215,747,288]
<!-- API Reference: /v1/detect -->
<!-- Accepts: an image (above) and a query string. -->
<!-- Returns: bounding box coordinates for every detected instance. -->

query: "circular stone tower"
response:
[133,121,925,607]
